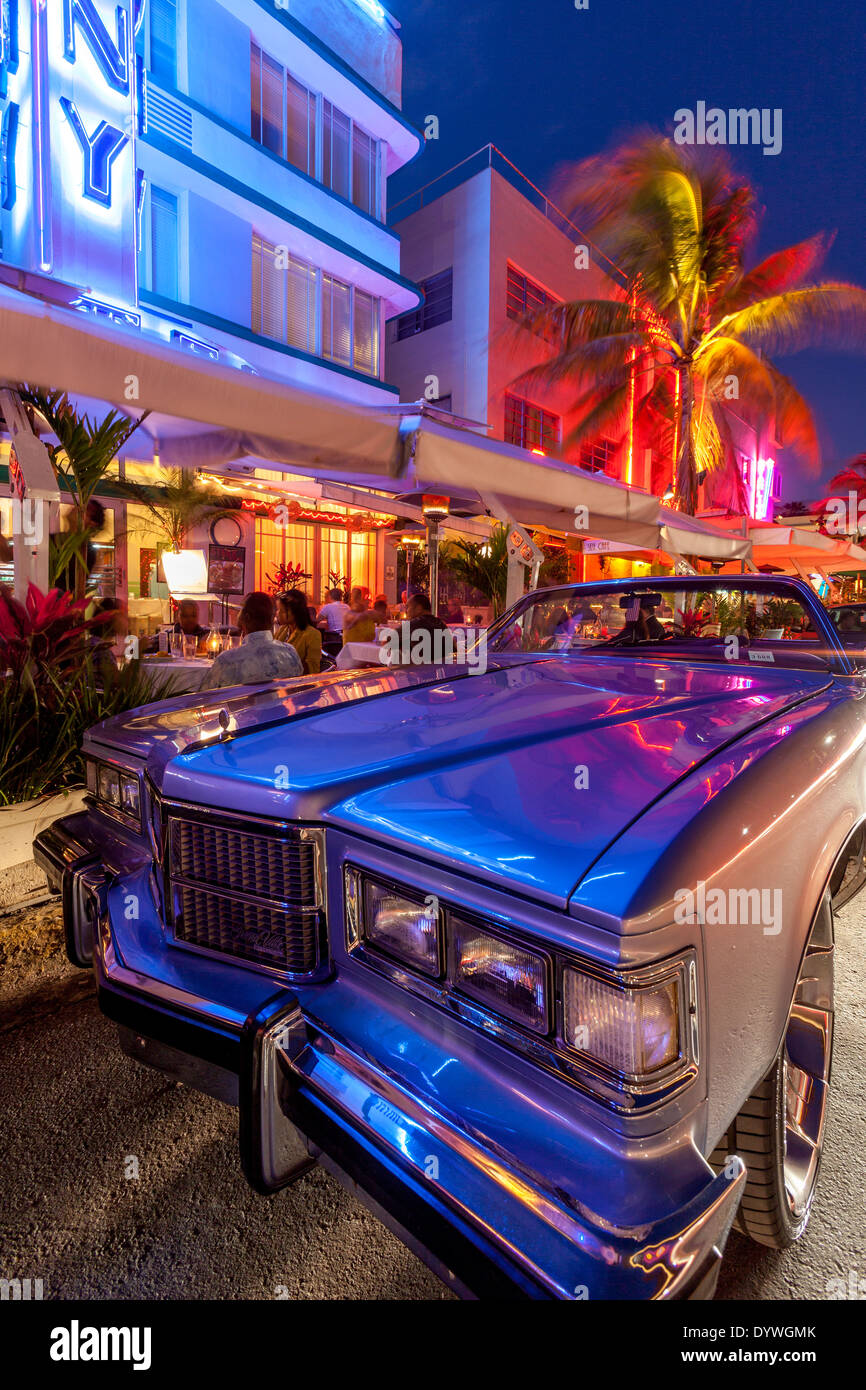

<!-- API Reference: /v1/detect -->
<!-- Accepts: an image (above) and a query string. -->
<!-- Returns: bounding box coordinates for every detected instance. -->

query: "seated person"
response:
[145,598,207,653]
[199,591,302,691]
[407,592,448,636]
[343,587,376,643]
[275,593,322,675]
[372,595,390,625]
[619,596,667,643]
[317,587,349,632]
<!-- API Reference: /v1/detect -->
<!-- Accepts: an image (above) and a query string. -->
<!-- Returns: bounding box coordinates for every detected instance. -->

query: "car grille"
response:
[166,811,323,976]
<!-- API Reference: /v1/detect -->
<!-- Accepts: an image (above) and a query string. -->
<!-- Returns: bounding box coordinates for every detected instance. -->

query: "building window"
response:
[323,100,351,202]
[150,187,178,300]
[351,124,378,217]
[286,72,316,178]
[394,268,453,340]
[252,234,380,377]
[579,439,616,473]
[251,40,381,218]
[504,394,560,452]
[150,0,177,88]
[506,263,558,334]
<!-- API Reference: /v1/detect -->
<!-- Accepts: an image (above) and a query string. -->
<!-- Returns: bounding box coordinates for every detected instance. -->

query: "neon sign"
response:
[62,0,129,92]
[742,456,775,520]
[60,0,130,207]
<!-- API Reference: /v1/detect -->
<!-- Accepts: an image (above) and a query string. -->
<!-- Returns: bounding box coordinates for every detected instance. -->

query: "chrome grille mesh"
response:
[174,885,319,973]
[166,812,322,975]
[173,819,317,902]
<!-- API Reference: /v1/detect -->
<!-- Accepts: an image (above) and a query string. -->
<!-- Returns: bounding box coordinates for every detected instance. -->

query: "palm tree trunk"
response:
[674,364,697,514]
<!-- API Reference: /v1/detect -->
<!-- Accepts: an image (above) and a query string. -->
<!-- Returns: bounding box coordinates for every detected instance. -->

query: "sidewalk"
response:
[0,791,86,909]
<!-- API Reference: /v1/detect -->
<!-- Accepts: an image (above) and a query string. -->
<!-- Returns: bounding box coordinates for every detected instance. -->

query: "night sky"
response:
[387,0,866,501]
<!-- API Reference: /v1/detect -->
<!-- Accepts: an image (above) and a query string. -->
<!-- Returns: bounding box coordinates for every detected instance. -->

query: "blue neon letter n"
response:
[63,0,130,94]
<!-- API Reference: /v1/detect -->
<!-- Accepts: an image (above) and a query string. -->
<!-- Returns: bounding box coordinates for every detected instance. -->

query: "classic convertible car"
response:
[35,575,862,1299]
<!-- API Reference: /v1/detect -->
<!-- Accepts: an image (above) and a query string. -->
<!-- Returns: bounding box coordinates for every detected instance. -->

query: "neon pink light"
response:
[742,456,775,519]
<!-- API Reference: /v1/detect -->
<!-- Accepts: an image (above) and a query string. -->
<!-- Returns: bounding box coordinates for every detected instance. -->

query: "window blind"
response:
[150,0,177,88]
[151,187,178,300]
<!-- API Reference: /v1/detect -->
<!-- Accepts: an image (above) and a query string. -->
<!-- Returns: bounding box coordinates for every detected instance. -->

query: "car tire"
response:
[710,894,834,1250]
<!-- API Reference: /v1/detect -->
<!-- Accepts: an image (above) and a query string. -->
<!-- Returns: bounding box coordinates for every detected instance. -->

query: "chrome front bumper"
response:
[35,813,746,1301]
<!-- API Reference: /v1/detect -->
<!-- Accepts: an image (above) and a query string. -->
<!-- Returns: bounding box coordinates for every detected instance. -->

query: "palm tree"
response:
[511,134,866,513]
[818,454,866,538]
[440,526,509,616]
[119,466,231,551]
[19,387,147,599]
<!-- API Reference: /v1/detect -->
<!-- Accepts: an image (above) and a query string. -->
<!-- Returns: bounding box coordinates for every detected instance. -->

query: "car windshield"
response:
[486,581,842,672]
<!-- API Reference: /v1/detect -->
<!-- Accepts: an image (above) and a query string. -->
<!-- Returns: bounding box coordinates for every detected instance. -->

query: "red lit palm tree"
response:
[511,134,866,513]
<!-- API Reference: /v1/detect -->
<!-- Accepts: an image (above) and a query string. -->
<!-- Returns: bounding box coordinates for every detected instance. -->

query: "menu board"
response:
[208,544,245,594]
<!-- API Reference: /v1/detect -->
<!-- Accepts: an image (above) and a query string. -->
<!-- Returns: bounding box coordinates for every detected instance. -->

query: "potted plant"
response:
[0,585,177,894]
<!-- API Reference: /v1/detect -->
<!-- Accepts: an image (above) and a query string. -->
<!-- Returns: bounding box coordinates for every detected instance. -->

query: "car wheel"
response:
[712,895,834,1249]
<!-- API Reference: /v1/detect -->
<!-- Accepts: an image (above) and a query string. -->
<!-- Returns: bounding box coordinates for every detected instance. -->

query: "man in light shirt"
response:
[316,587,349,633]
[199,592,302,691]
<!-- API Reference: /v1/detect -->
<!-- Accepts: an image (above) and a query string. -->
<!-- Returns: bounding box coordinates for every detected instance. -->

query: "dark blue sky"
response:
[387,0,866,500]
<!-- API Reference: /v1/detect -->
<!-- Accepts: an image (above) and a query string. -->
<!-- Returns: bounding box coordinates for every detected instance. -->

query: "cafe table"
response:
[139,656,212,695]
[335,641,387,670]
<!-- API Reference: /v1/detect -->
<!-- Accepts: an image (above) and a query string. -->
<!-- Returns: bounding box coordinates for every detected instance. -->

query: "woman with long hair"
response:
[275,592,322,674]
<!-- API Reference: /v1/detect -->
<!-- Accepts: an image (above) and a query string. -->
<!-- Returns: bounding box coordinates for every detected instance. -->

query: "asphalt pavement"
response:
[1,895,863,1301]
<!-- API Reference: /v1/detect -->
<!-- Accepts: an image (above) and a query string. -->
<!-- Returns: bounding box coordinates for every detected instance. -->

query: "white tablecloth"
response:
[140,657,211,694]
[335,642,387,669]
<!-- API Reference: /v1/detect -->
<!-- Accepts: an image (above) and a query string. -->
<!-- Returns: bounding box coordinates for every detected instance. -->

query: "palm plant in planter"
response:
[440,526,510,617]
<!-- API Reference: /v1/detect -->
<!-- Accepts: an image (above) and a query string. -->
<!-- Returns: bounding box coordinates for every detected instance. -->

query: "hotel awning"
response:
[713,517,866,575]
[405,414,752,561]
[0,283,750,562]
[0,281,405,478]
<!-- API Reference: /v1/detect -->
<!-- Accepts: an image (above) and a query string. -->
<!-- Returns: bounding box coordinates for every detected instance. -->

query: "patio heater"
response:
[422,495,450,615]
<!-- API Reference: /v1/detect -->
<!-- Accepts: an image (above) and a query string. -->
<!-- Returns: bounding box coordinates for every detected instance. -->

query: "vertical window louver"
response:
[150,0,177,88]
[151,187,178,299]
[323,101,351,202]
[286,73,316,178]
[351,126,376,216]
[286,254,317,355]
[323,272,352,367]
[352,289,378,376]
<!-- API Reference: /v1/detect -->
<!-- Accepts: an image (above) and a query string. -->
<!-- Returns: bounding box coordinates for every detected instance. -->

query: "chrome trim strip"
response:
[170,873,322,916]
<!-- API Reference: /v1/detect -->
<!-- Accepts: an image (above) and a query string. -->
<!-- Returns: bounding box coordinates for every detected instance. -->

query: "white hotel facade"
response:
[0,0,423,606]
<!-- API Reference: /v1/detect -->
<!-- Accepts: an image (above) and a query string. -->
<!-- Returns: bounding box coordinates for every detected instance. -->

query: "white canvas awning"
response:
[714,517,866,574]
[0,282,405,478]
[405,415,752,561]
[0,282,751,562]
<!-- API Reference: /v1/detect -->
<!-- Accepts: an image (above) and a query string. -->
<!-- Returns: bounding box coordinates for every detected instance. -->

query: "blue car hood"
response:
[91,656,830,909]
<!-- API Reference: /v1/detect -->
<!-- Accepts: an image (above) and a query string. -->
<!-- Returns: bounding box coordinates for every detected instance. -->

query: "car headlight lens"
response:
[97,764,121,808]
[88,757,142,828]
[120,773,140,819]
[450,917,547,1031]
[562,967,680,1077]
[363,880,441,976]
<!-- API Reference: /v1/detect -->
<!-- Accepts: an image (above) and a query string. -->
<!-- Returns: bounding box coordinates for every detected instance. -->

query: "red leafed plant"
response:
[676,605,709,636]
[0,584,162,804]
[0,584,109,686]
[267,562,311,595]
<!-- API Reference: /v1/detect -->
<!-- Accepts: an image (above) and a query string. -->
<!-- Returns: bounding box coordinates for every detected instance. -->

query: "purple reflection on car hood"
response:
[91,655,832,909]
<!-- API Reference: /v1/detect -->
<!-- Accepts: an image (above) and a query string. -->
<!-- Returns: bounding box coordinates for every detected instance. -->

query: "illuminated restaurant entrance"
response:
[254,502,383,598]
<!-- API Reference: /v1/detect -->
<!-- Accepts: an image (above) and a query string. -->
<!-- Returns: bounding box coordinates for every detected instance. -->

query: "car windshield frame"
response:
[485,575,854,676]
